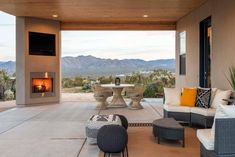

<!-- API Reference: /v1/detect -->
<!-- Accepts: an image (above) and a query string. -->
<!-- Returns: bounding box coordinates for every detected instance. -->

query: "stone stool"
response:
[86,114,121,144]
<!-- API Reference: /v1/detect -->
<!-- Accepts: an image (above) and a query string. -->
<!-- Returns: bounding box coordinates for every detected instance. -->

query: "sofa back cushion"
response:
[211,89,232,108]
[195,88,211,108]
[180,88,197,107]
[210,88,217,106]
[212,104,235,135]
[164,88,181,106]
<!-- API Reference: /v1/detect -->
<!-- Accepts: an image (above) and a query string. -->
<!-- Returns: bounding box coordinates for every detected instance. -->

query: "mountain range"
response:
[0,61,15,75]
[0,55,175,77]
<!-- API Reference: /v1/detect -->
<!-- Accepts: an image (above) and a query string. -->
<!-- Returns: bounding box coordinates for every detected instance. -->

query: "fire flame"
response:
[32,78,53,93]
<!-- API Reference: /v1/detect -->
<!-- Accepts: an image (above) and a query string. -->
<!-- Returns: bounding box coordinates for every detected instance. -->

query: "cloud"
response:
[0,43,6,47]
[0,51,15,61]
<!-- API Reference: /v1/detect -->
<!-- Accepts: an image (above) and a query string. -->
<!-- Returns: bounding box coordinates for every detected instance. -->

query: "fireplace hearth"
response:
[30,72,55,98]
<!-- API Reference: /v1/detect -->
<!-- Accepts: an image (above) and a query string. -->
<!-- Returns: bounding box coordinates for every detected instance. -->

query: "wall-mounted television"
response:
[29,32,56,56]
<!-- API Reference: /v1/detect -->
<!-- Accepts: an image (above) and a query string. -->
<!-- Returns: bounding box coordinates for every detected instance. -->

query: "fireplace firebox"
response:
[32,78,53,93]
[30,72,55,98]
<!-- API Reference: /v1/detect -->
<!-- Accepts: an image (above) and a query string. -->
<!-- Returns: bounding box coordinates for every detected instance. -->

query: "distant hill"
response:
[62,55,175,77]
[0,61,15,75]
[0,55,175,77]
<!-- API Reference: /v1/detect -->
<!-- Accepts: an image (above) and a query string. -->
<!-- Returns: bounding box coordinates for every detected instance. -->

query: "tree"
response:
[0,70,13,100]
[74,77,84,86]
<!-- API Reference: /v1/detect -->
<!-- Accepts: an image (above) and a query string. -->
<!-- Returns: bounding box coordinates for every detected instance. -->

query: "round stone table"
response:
[101,84,134,108]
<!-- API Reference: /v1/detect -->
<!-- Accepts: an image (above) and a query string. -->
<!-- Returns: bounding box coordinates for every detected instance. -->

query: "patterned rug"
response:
[99,103,162,123]
[99,127,200,157]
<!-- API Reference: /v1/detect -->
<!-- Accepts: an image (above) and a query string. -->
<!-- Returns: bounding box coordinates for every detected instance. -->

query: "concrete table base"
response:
[108,88,127,108]
[101,84,134,108]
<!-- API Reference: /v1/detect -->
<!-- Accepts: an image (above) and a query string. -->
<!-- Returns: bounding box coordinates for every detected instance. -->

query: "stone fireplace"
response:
[30,72,55,98]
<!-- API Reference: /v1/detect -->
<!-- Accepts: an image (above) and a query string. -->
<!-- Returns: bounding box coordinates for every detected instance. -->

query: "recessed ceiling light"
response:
[52,14,58,18]
[143,14,149,18]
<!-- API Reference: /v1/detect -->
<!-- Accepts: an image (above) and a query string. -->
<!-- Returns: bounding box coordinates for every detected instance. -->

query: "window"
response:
[179,31,186,75]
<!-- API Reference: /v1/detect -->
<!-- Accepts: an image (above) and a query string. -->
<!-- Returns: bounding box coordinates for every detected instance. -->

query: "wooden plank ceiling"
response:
[0,0,207,30]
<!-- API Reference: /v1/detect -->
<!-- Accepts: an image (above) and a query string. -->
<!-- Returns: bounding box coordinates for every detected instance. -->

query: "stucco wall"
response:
[16,17,61,105]
[212,0,235,90]
[176,0,235,90]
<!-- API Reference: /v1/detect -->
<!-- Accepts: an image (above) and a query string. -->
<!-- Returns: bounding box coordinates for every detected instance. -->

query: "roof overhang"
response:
[0,0,207,30]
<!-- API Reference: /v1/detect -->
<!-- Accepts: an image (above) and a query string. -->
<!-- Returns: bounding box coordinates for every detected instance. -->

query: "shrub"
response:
[62,78,74,88]
[4,90,14,100]
[98,76,113,84]
[143,83,158,98]
[227,66,235,90]
[74,77,84,86]
[82,83,92,92]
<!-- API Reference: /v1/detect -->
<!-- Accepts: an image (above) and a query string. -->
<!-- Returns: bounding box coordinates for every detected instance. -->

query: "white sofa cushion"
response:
[164,88,181,106]
[211,89,232,108]
[212,104,235,135]
[163,104,191,113]
[197,129,214,150]
[190,107,216,116]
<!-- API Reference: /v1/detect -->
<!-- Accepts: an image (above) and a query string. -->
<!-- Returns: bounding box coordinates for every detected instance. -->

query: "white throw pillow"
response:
[211,104,235,135]
[211,89,232,108]
[210,88,217,106]
[164,88,181,106]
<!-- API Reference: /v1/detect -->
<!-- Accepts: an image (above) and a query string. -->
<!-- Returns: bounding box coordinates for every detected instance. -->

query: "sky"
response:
[62,31,175,61]
[0,11,175,62]
[0,11,16,61]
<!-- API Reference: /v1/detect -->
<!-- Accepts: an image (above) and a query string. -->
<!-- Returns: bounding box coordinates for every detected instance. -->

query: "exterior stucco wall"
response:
[16,17,61,105]
[212,0,235,90]
[176,0,235,90]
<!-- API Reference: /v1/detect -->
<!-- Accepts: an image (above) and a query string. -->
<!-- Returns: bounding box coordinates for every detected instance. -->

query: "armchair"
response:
[125,84,145,109]
[92,84,113,109]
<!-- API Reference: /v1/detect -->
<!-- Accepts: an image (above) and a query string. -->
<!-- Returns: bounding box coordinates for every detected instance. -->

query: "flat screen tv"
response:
[29,32,56,56]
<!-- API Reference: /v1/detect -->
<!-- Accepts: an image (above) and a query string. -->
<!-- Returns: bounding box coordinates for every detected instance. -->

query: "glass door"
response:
[199,16,212,88]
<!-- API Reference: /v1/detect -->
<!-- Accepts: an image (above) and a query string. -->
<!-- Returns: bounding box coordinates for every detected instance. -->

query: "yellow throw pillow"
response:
[180,88,197,107]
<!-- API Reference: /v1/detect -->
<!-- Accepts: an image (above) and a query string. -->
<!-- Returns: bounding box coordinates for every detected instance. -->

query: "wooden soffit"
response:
[0,0,207,30]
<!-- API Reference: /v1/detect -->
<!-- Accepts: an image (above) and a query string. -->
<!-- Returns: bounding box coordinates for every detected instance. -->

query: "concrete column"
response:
[16,17,61,105]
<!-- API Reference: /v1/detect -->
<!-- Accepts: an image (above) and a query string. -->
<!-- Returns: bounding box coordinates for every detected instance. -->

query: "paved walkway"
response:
[0,100,16,112]
[0,93,163,157]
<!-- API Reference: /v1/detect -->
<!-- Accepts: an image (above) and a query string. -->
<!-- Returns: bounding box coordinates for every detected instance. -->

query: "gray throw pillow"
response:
[195,88,211,108]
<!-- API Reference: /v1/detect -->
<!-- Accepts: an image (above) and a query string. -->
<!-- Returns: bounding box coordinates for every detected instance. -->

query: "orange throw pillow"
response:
[180,88,197,107]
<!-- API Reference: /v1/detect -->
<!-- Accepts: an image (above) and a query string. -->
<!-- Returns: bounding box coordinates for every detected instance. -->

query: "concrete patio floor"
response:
[0,100,16,112]
[0,93,163,157]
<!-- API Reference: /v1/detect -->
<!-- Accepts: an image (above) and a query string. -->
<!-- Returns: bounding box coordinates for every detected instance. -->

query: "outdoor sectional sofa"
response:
[163,88,232,128]
[197,104,235,157]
